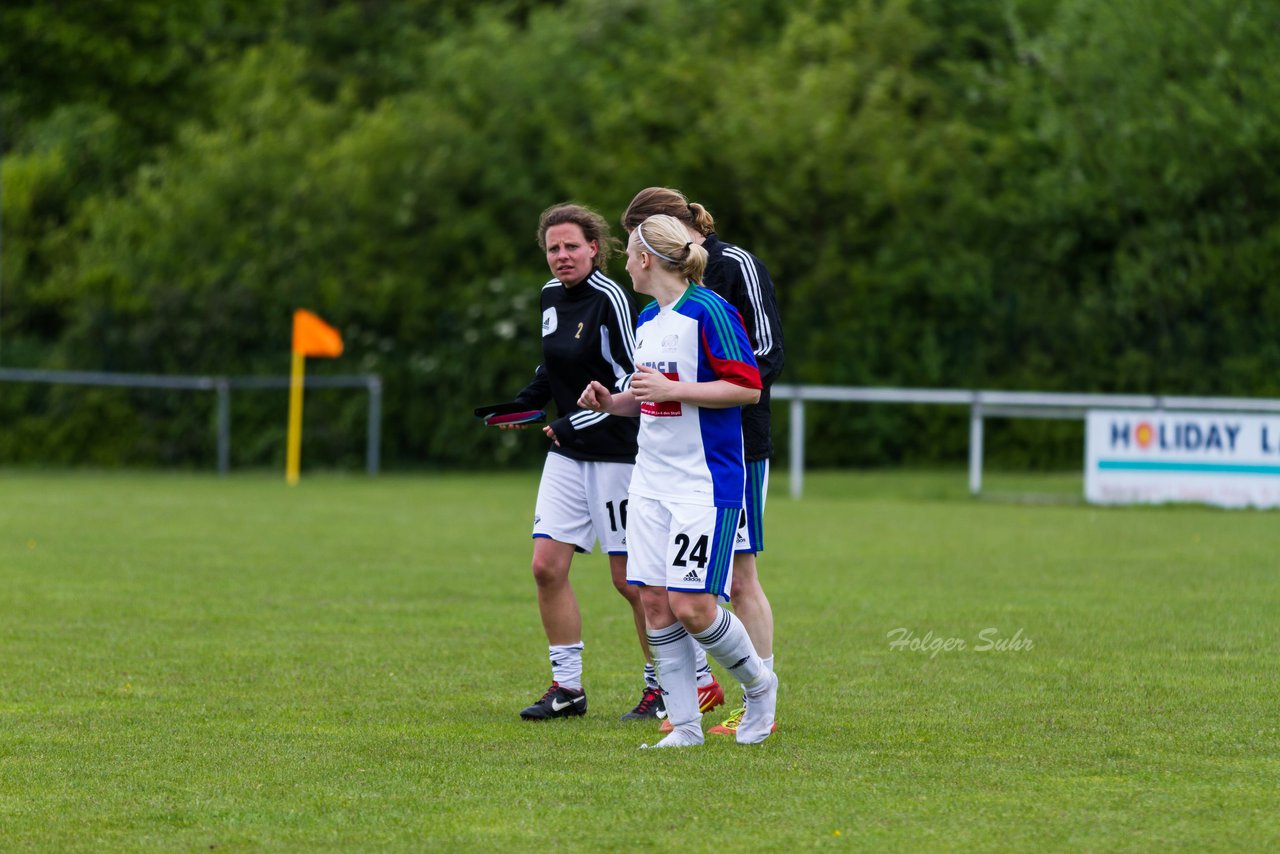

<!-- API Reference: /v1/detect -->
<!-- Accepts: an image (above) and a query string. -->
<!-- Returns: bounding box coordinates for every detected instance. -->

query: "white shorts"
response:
[532,453,633,555]
[626,494,739,599]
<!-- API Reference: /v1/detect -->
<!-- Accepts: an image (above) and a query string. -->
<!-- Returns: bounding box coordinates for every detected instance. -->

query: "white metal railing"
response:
[0,367,382,475]
[770,385,1280,499]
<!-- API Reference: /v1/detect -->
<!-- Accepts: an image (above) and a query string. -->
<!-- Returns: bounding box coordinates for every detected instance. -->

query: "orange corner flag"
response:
[292,309,343,358]
[286,309,342,485]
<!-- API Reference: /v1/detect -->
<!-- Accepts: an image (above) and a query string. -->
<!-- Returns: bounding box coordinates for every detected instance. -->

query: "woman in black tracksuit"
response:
[505,203,660,721]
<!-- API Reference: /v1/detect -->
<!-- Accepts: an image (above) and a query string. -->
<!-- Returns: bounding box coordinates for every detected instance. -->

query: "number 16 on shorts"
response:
[626,495,739,599]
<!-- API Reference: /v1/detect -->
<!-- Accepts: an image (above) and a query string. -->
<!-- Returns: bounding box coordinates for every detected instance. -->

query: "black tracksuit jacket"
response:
[515,268,639,463]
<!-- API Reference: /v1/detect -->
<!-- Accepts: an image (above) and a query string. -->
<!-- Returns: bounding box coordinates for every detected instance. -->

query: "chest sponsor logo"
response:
[641,400,683,417]
[638,361,682,417]
[638,360,682,417]
[542,307,558,336]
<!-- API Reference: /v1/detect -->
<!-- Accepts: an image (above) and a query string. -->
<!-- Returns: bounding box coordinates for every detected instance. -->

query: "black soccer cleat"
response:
[619,686,666,721]
[519,682,587,720]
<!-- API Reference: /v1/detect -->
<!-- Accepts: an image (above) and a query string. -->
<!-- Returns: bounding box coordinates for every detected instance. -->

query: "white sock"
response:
[695,646,714,687]
[740,655,774,706]
[691,608,768,694]
[640,727,704,749]
[647,623,701,729]
[644,662,659,690]
[548,642,584,690]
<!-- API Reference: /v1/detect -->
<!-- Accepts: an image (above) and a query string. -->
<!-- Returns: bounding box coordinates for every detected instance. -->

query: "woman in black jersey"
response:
[505,203,659,721]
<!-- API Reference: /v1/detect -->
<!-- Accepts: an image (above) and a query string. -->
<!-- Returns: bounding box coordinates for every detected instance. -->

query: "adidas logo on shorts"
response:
[682,570,700,583]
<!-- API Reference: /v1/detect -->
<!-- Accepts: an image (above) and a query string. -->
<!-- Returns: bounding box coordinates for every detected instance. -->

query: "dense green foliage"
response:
[3,0,1278,468]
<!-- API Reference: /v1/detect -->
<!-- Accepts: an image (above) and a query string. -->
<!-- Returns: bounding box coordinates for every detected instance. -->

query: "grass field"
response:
[2,469,1277,851]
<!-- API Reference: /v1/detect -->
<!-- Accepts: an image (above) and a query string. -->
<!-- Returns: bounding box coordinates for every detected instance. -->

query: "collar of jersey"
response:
[560,268,601,300]
[670,283,697,312]
[651,283,697,314]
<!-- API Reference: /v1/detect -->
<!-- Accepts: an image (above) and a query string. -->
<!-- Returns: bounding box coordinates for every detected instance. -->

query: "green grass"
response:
[1,469,1277,852]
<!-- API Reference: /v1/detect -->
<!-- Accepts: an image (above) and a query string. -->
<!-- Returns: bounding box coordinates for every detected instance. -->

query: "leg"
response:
[531,537,580,645]
[670,590,771,693]
[639,585,703,748]
[611,553,651,665]
[660,502,757,680]
[731,459,775,662]
[640,583,677,632]
[521,455,594,720]
[668,589,720,634]
[587,463,663,715]
[627,495,702,747]
[671,590,776,744]
[529,453,594,648]
[715,555,776,736]
[616,553,667,720]
[519,538,589,720]
[709,462,778,733]
[729,552,774,660]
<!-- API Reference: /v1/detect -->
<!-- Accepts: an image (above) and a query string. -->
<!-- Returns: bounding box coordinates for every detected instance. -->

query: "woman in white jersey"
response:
[622,187,783,737]
[578,214,779,747]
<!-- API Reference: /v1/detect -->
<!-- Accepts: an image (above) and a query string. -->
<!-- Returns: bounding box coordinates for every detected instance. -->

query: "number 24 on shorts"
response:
[672,532,710,569]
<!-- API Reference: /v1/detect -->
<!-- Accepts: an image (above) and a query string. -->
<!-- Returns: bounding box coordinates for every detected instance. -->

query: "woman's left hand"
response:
[630,364,675,403]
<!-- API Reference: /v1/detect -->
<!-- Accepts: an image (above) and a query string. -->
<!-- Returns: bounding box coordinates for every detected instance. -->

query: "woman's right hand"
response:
[578,380,612,413]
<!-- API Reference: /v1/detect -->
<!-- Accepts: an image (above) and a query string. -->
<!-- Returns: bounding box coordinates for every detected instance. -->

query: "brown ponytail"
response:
[622,187,716,236]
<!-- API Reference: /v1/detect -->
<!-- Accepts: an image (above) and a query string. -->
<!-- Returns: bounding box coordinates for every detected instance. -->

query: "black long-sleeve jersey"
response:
[701,233,785,462]
[514,268,639,463]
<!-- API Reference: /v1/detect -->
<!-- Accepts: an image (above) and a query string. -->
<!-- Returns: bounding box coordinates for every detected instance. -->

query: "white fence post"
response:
[968,399,984,496]
[216,379,231,476]
[366,375,382,477]
[789,394,805,499]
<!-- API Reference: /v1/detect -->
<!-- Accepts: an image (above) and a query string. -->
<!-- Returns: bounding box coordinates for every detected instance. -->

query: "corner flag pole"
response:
[287,309,344,485]
[286,349,307,485]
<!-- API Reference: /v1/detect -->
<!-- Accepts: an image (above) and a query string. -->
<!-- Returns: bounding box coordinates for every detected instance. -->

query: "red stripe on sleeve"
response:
[705,349,763,390]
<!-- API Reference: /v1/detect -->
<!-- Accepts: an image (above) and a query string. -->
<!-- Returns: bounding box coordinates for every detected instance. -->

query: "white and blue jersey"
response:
[627,285,763,509]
